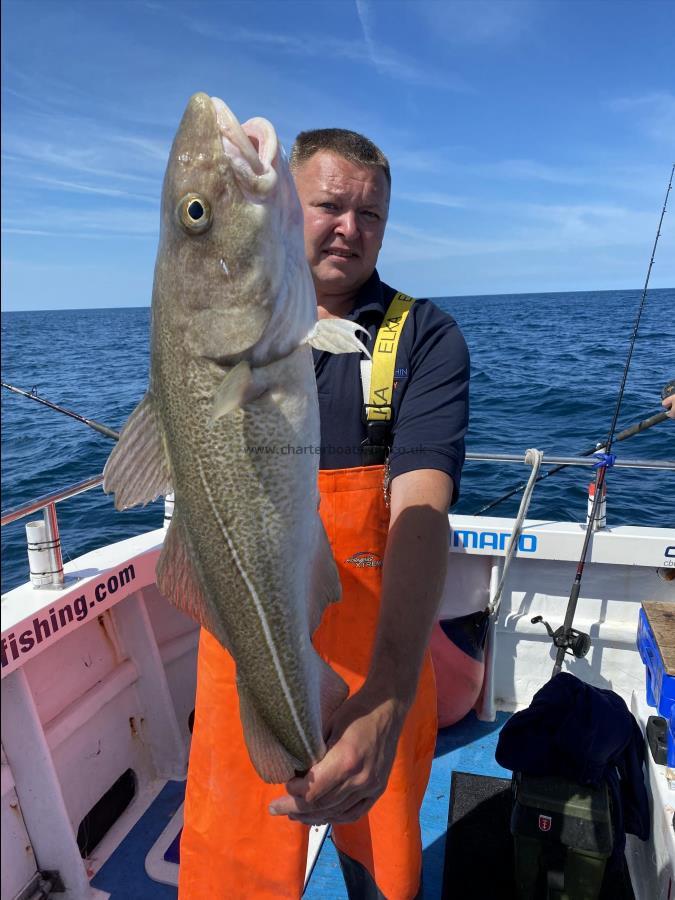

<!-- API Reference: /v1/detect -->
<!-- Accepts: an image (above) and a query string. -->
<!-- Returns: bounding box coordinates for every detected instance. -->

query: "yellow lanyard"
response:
[365,292,415,422]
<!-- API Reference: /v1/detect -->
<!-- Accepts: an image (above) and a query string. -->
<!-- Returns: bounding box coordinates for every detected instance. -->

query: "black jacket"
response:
[495,673,650,858]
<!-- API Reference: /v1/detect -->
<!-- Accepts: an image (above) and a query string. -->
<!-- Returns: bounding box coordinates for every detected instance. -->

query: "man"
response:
[178,130,469,899]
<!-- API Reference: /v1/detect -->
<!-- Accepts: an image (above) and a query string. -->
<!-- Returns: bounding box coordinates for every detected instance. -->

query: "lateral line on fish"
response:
[195,457,314,761]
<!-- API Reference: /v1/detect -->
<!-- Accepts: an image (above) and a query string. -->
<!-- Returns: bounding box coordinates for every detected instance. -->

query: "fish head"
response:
[156,93,315,363]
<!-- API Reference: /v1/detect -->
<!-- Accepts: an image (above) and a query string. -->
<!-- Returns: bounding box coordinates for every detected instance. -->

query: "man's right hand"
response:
[268,683,407,826]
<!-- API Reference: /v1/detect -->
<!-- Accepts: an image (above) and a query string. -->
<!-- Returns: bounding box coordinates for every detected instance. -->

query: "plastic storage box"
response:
[637,603,675,718]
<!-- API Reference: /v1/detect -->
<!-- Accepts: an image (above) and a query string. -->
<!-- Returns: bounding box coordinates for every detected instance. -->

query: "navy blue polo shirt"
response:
[313,270,470,505]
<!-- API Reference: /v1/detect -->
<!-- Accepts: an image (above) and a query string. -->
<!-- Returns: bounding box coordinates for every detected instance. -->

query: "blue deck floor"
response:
[92,711,511,899]
[91,779,185,900]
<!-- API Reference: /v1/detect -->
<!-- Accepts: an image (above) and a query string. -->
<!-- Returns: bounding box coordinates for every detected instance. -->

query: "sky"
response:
[2,0,674,310]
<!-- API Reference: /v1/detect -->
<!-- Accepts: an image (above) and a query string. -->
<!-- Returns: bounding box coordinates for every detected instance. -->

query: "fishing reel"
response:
[531,616,591,659]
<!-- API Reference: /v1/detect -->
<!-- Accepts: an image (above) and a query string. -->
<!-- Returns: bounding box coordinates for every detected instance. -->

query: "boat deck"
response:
[90,711,512,898]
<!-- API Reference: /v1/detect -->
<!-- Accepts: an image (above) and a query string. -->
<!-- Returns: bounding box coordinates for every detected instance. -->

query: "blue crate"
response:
[637,607,675,720]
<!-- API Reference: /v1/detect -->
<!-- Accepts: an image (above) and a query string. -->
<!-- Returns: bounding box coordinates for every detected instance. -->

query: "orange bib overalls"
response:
[178,464,437,899]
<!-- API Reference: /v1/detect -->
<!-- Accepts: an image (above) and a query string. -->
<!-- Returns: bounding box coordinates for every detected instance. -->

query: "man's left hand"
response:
[268,684,407,825]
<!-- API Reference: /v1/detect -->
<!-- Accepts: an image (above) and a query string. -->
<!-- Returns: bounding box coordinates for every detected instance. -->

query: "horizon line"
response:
[1,284,674,314]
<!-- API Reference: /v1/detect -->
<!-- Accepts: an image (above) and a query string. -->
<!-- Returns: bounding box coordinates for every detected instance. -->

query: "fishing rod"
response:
[1,382,120,441]
[531,163,674,679]
[474,398,672,516]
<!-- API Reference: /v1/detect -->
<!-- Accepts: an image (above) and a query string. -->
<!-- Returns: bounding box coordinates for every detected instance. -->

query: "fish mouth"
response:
[211,96,278,194]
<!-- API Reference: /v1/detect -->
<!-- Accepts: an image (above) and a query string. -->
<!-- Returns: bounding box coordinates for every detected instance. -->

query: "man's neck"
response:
[315,271,378,318]
[316,289,359,320]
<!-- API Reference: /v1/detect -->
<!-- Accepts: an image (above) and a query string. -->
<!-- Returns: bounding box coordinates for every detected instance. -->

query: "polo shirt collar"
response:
[343,270,387,322]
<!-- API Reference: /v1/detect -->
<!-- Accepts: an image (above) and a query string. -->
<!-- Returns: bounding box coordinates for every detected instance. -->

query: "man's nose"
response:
[335,210,359,240]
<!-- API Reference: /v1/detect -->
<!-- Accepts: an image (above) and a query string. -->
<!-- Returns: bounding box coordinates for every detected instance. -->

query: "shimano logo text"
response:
[452,529,538,553]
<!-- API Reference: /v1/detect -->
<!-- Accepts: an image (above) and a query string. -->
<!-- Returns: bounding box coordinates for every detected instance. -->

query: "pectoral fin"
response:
[303,319,371,358]
[103,392,173,510]
[209,360,253,422]
[209,360,270,422]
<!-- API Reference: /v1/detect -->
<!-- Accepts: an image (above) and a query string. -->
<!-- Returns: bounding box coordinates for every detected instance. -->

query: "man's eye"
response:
[363,211,380,220]
[319,202,337,210]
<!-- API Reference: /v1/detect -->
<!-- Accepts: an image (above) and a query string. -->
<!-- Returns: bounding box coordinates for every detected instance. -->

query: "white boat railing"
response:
[3,453,673,531]
[1,474,104,527]
[2,454,673,591]
[1,475,104,589]
[466,453,674,469]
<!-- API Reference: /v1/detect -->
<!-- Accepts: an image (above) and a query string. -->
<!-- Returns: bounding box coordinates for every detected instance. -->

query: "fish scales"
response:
[165,352,323,761]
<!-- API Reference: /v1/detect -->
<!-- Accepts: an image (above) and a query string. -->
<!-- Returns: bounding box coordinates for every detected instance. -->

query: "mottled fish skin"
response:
[105,93,349,779]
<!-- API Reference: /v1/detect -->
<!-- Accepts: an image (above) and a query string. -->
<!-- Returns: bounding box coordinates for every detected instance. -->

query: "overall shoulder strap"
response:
[360,292,415,457]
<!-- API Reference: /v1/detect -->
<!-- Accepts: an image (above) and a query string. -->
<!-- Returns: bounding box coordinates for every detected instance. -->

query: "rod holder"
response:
[25,503,64,589]
[164,493,175,529]
[586,480,607,531]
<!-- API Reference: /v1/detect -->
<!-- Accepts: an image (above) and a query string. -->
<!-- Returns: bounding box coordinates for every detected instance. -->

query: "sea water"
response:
[2,289,674,594]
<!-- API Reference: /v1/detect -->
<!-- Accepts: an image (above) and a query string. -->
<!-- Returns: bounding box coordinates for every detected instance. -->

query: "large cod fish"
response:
[103,93,368,783]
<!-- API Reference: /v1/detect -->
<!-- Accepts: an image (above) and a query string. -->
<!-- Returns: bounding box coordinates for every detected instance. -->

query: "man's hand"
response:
[269,683,407,825]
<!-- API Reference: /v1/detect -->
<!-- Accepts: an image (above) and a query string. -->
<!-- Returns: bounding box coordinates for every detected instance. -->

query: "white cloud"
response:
[382,198,662,267]
[389,153,669,202]
[388,146,456,174]
[383,222,520,261]
[483,159,594,185]
[2,204,158,239]
[611,92,675,144]
[3,136,159,186]
[395,190,468,208]
[388,151,598,184]
[415,0,538,45]
[23,174,157,202]
[112,135,170,162]
[355,0,379,67]
[183,16,470,93]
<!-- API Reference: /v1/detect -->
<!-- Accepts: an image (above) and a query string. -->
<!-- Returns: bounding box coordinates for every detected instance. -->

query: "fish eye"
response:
[177,193,212,234]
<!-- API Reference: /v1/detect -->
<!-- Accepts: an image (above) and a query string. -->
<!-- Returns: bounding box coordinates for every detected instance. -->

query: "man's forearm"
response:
[367,468,452,709]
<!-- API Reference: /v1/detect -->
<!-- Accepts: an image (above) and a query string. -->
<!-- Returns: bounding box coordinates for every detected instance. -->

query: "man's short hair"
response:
[289,128,391,189]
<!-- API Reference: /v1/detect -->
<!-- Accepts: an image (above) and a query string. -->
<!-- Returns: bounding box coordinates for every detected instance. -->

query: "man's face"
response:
[293,151,389,299]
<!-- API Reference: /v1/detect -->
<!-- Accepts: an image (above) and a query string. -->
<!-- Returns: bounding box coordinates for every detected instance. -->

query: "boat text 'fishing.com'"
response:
[1,564,137,669]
